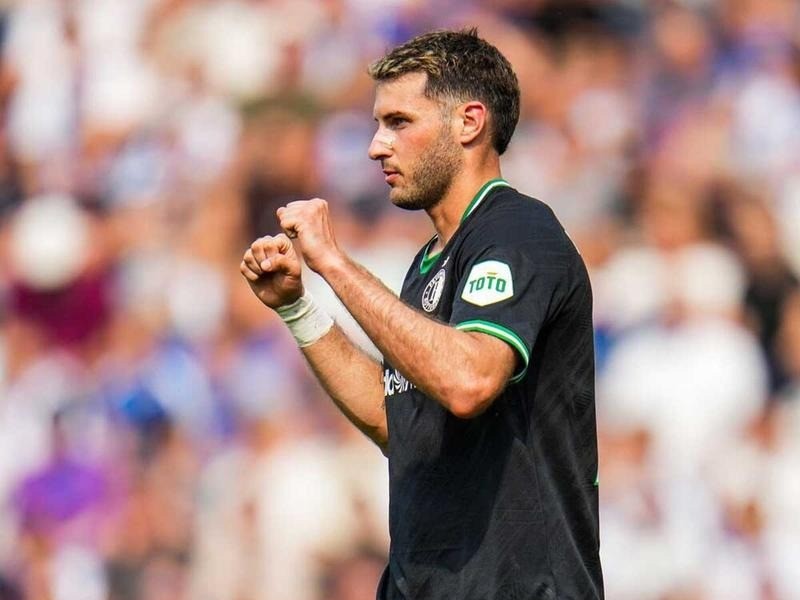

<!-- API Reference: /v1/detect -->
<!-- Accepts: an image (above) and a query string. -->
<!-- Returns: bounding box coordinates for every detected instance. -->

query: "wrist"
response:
[276,290,334,347]
[313,249,350,280]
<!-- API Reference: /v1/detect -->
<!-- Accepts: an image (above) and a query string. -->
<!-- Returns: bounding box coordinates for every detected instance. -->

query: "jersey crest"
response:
[461,260,514,306]
[421,267,446,312]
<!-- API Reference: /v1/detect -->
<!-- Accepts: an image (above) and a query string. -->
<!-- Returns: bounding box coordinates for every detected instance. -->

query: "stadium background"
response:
[0,0,798,598]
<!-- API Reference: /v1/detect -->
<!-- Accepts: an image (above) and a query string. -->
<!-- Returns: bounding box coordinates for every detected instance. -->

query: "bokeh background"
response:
[0,0,799,599]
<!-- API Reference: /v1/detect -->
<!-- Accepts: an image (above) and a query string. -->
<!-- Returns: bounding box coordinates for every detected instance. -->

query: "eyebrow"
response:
[373,110,413,122]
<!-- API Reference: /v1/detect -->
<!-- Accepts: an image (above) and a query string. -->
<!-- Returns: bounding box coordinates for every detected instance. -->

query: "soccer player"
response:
[240,28,603,600]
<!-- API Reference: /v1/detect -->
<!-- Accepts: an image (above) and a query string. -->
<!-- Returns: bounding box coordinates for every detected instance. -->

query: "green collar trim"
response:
[419,238,441,275]
[419,178,510,275]
[460,178,511,223]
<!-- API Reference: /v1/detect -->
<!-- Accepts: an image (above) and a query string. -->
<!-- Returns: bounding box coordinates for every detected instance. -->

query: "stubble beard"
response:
[390,128,464,212]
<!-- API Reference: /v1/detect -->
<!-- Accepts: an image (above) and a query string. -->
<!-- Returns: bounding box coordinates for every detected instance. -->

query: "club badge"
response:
[422,268,446,312]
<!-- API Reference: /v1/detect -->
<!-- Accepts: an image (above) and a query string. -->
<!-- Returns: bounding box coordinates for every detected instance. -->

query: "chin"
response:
[390,190,424,211]
[393,202,424,212]
[392,196,438,212]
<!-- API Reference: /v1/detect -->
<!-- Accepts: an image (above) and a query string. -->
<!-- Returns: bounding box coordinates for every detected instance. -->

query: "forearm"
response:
[318,255,512,417]
[301,324,388,451]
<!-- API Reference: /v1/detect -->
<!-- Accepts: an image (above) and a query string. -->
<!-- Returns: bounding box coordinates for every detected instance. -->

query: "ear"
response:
[458,101,488,146]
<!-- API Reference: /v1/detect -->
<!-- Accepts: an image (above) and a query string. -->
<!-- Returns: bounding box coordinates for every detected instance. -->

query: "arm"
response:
[240,234,388,449]
[323,256,515,418]
[277,200,516,419]
[301,325,388,451]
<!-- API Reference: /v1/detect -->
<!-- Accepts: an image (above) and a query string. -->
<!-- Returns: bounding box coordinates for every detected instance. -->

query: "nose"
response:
[368,129,394,161]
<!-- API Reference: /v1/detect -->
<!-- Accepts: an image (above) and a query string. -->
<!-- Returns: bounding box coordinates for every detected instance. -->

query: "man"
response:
[240,29,603,600]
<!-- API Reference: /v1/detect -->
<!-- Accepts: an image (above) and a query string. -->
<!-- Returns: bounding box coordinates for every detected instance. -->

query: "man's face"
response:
[370,73,464,211]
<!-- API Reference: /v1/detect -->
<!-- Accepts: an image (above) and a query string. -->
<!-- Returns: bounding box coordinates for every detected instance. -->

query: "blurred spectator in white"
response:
[5,0,77,167]
[190,360,388,600]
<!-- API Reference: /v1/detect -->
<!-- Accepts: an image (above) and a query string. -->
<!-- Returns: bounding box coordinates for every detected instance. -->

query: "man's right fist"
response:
[240,233,303,309]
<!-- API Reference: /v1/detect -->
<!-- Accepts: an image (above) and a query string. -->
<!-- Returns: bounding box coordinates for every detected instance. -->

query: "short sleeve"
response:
[450,241,570,383]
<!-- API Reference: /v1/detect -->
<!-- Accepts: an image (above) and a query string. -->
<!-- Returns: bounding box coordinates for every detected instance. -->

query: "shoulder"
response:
[487,187,562,230]
[461,186,575,258]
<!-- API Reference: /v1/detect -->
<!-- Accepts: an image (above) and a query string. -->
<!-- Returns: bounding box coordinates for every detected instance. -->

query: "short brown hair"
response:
[369,28,520,155]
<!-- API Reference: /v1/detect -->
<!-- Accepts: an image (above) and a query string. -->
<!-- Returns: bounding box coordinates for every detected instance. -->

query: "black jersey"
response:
[378,179,603,600]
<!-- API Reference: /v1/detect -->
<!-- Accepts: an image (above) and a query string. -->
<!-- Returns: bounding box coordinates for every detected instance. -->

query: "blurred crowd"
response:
[0,0,798,599]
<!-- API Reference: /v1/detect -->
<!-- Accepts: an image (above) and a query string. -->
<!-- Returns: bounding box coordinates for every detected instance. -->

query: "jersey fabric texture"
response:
[378,179,603,600]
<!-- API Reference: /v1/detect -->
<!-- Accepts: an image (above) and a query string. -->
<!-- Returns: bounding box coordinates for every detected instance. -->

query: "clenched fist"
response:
[240,233,303,308]
[276,198,343,274]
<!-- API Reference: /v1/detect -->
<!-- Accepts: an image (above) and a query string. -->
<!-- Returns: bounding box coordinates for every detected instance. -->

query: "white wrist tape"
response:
[276,291,334,348]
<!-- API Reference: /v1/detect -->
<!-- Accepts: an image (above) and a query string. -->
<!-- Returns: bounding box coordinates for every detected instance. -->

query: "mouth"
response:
[382,168,400,185]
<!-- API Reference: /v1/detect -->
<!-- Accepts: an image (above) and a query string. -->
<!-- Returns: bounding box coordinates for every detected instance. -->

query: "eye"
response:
[389,116,408,129]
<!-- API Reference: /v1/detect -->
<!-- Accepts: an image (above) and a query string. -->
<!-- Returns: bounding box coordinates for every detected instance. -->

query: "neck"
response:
[426,158,502,249]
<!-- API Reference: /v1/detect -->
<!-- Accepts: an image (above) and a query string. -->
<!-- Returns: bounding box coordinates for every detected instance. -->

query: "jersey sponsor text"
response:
[461,260,514,306]
[384,367,416,397]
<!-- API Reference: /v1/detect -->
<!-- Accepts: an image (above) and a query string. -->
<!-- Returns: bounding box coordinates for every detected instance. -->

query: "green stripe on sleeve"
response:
[455,319,530,383]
